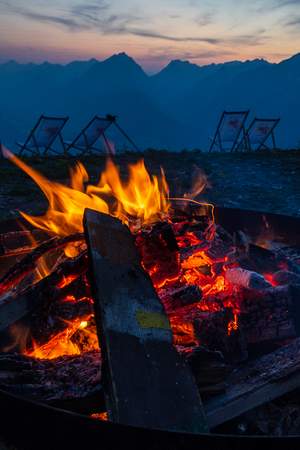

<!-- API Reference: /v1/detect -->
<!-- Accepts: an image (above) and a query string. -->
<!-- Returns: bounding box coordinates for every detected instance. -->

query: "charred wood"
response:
[238,284,300,344]
[0,351,102,404]
[0,229,49,257]
[160,285,202,312]
[273,270,300,286]
[205,337,300,429]
[135,221,180,288]
[0,251,88,332]
[193,308,248,362]
[0,232,84,297]
[178,345,232,396]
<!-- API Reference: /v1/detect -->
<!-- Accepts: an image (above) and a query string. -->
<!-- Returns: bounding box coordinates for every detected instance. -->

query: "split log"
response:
[0,251,88,332]
[237,243,300,275]
[0,232,84,297]
[238,284,300,344]
[160,284,202,312]
[135,221,180,288]
[0,229,49,257]
[205,337,300,429]
[193,308,248,362]
[273,270,300,286]
[169,306,248,362]
[237,243,280,273]
[0,351,103,406]
[84,209,208,433]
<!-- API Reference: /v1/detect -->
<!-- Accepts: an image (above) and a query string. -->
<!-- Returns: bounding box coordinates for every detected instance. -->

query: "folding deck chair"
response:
[65,114,139,156]
[17,115,69,156]
[241,118,280,151]
[209,111,249,152]
[64,115,114,155]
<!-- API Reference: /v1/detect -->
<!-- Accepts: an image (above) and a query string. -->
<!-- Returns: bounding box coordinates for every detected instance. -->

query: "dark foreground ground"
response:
[0,150,299,221]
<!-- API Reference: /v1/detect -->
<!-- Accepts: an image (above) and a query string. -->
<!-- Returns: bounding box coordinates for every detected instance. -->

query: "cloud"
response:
[127,29,220,44]
[284,16,300,26]
[194,11,216,27]
[0,1,110,31]
[0,0,269,48]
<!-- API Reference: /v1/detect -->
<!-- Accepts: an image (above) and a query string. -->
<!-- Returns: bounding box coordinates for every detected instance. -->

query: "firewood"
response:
[178,345,232,396]
[84,209,209,433]
[0,232,84,297]
[273,270,300,286]
[225,268,271,290]
[160,284,202,312]
[238,284,300,344]
[239,243,280,273]
[135,221,180,288]
[205,337,300,429]
[0,251,88,332]
[0,351,103,404]
[0,229,49,257]
[193,308,248,362]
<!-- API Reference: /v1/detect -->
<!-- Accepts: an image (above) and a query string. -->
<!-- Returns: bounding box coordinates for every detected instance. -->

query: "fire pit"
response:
[0,150,299,449]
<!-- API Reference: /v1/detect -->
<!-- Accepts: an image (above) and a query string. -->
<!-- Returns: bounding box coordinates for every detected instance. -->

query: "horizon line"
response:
[0,50,298,75]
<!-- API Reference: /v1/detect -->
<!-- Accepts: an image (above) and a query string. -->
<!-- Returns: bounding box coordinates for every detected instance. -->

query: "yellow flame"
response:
[3,148,170,236]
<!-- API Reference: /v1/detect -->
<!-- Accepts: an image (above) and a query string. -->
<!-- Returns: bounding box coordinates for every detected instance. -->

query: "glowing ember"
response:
[25,316,98,360]
[91,412,108,421]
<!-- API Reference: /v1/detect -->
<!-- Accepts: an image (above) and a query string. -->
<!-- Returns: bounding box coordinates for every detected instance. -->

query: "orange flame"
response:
[2,148,170,236]
[25,316,98,360]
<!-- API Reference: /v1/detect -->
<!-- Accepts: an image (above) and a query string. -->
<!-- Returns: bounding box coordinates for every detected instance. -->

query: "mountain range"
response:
[1,52,300,151]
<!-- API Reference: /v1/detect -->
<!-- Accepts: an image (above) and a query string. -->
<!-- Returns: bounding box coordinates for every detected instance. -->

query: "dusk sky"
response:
[0,0,300,72]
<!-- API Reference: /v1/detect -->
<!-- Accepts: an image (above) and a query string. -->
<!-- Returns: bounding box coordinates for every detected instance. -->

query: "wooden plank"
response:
[205,337,300,429]
[84,209,208,433]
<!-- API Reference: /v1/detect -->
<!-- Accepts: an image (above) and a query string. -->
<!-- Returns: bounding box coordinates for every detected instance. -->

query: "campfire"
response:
[0,148,300,436]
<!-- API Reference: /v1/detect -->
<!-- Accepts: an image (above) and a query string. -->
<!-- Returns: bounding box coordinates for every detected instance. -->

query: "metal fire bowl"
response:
[0,207,299,450]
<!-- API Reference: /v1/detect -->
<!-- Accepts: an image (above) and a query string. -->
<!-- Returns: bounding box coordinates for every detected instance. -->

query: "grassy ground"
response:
[0,150,299,222]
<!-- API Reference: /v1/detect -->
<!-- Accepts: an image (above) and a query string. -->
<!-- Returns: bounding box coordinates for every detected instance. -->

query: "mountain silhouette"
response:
[0,52,299,151]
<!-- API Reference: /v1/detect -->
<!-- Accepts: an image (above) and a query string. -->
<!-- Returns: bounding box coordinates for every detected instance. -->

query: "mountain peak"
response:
[279,52,300,67]
[101,52,146,75]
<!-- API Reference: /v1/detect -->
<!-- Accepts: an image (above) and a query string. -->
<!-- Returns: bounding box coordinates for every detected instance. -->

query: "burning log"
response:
[0,232,84,297]
[225,268,271,290]
[0,351,103,406]
[160,284,203,312]
[238,284,300,345]
[84,209,209,433]
[0,229,49,257]
[135,221,180,288]
[193,308,248,362]
[0,251,88,333]
[205,337,300,429]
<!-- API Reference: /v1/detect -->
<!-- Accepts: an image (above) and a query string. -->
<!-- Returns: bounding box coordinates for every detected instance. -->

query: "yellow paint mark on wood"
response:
[136,311,170,330]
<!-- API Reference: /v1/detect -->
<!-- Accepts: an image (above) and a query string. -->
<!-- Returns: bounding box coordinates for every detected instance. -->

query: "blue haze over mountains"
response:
[0,52,299,151]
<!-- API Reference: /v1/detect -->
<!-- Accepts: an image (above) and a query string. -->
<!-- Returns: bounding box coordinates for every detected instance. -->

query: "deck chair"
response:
[64,115,114,155]
[241,118,280,151]
[17,115,69,156]
[65,114,139,155]
[209,111,249,152]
